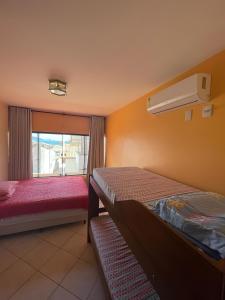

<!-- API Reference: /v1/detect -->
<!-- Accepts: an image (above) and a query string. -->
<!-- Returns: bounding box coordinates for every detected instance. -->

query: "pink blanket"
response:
[0,176,88,218]
[0,181,18,200]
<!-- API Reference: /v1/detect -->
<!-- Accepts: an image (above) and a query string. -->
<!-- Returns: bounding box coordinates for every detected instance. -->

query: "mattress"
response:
[0,176,88,219]
[147,192,225,260]
[90,215,159,300]
[93,167,197,204]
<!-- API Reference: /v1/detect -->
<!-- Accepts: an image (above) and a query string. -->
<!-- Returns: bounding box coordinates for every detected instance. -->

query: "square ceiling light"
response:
[49,79,67,96]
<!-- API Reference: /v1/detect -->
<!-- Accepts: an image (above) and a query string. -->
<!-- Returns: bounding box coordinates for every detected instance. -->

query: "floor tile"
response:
[23,239,58,270]
[38,225,76,247]
[72,222,87,237]
[40,249,77,284]
[80,245,97,266]
[62,233,87,257]
[0,246,18,273]
[49,286,80,300]
[0,236,7,248]
[61,259,98,300]
[0,260,35,300]
[11,272,57,300]
[1,233,40,258]
[65,221,85,233]
[88,276,106,300]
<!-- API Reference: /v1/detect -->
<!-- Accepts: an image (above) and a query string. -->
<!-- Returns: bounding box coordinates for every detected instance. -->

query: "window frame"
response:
[32,131,90,177]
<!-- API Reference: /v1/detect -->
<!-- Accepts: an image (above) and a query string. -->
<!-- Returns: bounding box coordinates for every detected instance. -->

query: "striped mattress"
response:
[93,167,197,204]
[90,215,159,300]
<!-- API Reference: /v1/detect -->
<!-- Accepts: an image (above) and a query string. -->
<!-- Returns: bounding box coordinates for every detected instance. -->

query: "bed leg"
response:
[87,180,99,243]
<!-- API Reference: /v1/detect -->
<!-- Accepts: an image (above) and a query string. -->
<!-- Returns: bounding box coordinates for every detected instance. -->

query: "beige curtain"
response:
[8,106,32,180]
[87,116,105,177]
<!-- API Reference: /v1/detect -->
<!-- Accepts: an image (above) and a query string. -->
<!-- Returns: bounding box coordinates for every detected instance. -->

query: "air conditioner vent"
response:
[147,73,211,114]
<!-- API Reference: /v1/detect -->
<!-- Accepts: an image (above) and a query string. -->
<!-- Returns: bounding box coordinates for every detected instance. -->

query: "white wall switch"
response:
[185,110,192,121]
[202,104,213,118]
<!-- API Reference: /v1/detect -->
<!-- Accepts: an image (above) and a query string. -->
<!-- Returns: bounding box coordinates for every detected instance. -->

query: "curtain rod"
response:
[9,105,105,119]
[32,109,92,118]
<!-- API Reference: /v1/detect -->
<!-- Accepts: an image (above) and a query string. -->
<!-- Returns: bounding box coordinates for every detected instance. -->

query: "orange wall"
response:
[0,102,8,180]
[106,50,225,195]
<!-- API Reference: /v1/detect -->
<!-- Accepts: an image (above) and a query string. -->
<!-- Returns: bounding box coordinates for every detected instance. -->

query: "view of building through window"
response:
[32,133,89,177]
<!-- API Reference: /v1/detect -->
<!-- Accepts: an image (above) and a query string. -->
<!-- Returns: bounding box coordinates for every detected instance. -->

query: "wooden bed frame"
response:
[88,176,225,300]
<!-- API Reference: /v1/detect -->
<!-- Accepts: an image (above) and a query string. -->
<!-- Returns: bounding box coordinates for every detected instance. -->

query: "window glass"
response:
[32,133,89,177]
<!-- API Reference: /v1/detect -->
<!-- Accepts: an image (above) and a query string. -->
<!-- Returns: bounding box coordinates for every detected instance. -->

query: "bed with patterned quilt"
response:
[89,167,225,300]
[0,176,88,235]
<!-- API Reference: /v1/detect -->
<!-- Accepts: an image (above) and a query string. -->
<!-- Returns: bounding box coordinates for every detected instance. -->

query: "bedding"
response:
[93,167,225,260]
[90,215,159,300]
[0,176,88,219]
[93,167,197,204]
[147,192,225,259]
[0,181,18,200]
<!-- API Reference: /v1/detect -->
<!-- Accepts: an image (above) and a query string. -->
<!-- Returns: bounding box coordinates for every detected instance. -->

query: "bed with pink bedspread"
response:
[0,176,88,235]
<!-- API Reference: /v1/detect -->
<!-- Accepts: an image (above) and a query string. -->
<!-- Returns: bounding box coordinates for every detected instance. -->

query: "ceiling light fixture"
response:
[48,79,67,96]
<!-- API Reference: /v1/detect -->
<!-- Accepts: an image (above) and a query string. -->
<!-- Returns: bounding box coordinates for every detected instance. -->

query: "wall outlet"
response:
[185,110,192,121]
[202,104,213,118]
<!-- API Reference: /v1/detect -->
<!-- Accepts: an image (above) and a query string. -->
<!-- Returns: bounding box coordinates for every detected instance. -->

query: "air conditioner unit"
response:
[147,73,211,114]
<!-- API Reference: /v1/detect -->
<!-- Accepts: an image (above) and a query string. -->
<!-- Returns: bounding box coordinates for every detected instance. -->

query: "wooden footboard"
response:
[88,176,225,300]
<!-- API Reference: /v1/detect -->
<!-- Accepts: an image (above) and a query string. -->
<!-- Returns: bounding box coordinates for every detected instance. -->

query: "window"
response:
[32,133,89,177]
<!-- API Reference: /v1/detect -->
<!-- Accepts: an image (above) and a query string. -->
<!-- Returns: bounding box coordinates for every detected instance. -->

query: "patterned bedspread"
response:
[93,167,197,204]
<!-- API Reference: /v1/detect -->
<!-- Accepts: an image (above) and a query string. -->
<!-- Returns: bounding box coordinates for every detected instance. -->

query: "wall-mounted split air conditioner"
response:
[147,73,211,114]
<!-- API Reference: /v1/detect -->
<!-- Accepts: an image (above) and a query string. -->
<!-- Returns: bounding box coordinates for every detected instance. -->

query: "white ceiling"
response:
[0,0,225,116]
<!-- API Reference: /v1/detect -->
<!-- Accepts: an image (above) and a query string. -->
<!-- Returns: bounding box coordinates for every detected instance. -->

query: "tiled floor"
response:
[0,222,106,300]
